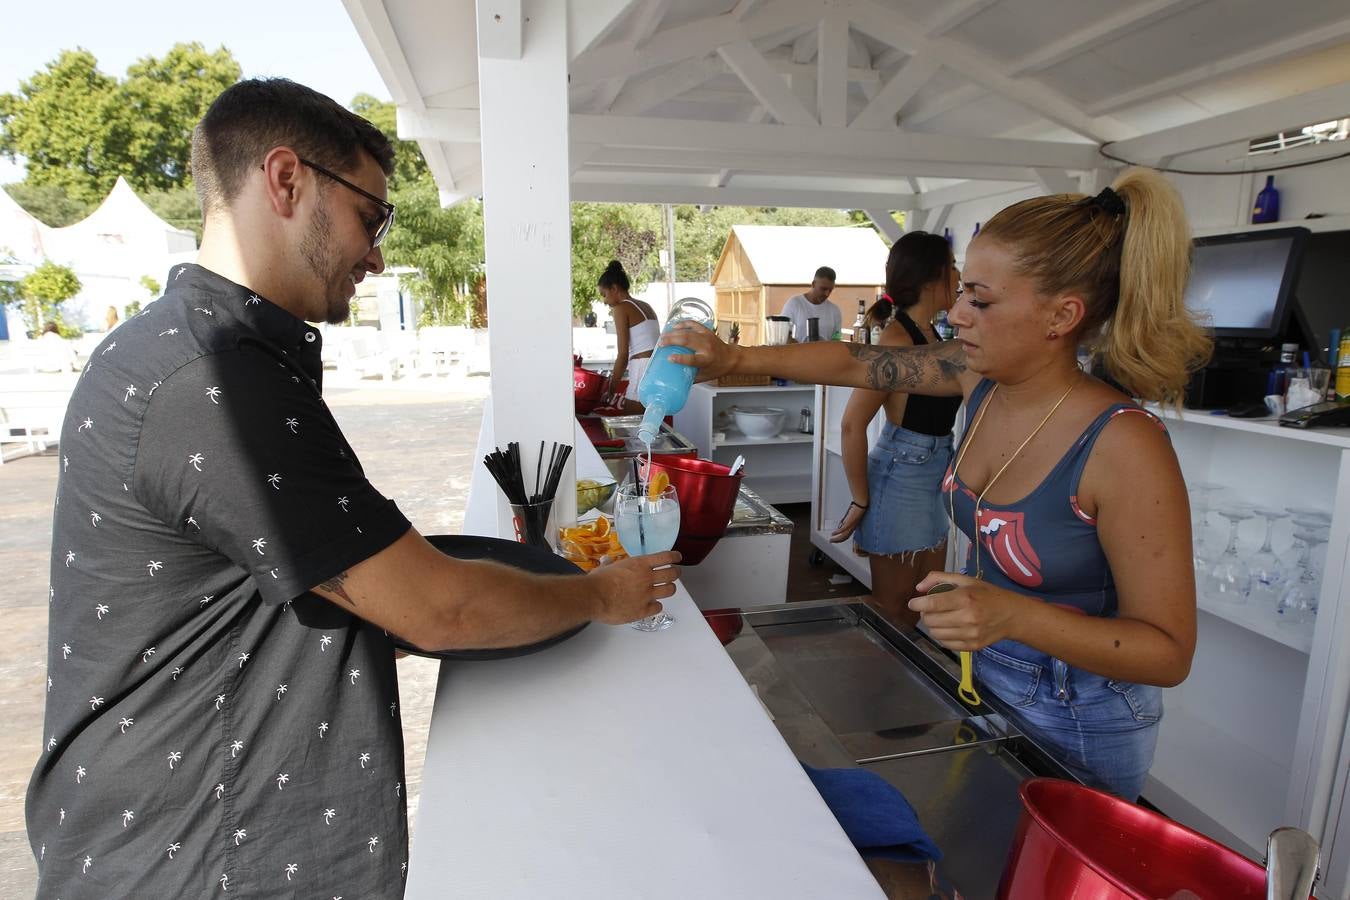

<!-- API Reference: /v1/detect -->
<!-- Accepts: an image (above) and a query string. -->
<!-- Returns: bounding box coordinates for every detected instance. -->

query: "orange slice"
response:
[646,470,670,501]
[590,516,610,538]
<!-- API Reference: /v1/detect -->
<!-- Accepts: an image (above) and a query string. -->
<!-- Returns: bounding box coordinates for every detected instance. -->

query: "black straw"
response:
[630,458,646,549]
[483,440,573,549]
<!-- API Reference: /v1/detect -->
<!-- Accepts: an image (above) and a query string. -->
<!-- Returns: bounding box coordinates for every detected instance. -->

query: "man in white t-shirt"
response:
[780,266,840,342]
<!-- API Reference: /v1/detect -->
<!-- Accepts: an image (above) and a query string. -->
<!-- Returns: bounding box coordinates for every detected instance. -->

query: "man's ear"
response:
[259,147,305,219]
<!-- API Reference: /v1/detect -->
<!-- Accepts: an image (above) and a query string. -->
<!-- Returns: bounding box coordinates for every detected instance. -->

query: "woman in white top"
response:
[598,260,660,413]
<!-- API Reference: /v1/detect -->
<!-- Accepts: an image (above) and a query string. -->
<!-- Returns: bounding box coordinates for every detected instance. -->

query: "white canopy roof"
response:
[726,224,887,284]
[342,0,1350,211]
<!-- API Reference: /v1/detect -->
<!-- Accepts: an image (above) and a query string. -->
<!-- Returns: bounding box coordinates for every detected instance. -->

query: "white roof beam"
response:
[341,0,426,110]
[865,209,903,244]
[905,208,927,231]
[608,55,724,116]
[719,40,819,126]
[817,15,850,128]
[764,55,882,84]
[571,181,912,209]
[586,0,673,112]
[569,0,647,59]
[1107,81,1350,164]
[928,205,952,234]
[397,107,482,143]
[1007,0,1206,76]
[903,84,984,127]
[849,0,1132,143]
[570,0,825,86]
[584,146,1041,182]
[850,53,942,131]
[792,28,818,63]
[916,179,1032,210]
[1088,17,1350,115]
[572,114,1100,169]
[1032,168,1079,195]
[925,0,998,37]
[733,0,766,19]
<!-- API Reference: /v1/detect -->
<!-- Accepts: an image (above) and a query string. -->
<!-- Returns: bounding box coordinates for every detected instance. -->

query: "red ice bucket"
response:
[999,778,1312,899]
[639,456,743,565]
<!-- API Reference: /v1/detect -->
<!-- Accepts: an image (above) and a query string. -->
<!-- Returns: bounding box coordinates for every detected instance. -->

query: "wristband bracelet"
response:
[848,500,868,511]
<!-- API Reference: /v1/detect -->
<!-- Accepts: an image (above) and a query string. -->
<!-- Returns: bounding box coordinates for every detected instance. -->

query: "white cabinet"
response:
[808,385,885,587]
[673,382,816,505]
[1143,410,1350,884]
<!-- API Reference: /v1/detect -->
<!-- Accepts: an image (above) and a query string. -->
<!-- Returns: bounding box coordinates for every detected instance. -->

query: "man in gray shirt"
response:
[780,265,840,342]
[28,78,677,899]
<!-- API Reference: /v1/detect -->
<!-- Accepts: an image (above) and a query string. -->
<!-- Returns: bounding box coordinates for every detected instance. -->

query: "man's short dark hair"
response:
[191,78,395,215]
[814,266,836,281]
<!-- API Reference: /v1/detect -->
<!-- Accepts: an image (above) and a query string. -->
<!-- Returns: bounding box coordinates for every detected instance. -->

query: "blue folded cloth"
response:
[802,762,942,863]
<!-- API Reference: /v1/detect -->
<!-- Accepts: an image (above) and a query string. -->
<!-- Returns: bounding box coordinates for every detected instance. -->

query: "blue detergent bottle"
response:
[636,297,716,446]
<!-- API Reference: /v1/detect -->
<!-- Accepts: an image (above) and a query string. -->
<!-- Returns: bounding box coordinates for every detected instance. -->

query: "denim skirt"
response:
[975,639,1163,800]
[854,423,953,557]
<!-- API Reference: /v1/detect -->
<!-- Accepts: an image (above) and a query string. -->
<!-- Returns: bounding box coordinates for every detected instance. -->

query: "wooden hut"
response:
[710,225,888,345]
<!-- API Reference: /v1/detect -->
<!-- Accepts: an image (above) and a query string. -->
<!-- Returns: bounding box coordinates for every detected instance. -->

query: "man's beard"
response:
[299,198,350,325]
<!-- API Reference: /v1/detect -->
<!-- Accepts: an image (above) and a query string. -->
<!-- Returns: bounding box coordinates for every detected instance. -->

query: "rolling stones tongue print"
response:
[976,508,1044,587]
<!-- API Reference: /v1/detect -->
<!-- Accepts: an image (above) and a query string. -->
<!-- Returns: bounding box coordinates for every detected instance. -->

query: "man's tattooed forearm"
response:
[846,341,967,392]
[318,571,357,607]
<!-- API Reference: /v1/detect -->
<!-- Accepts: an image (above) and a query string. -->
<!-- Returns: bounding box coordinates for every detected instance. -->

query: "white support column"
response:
[477,0,576,537]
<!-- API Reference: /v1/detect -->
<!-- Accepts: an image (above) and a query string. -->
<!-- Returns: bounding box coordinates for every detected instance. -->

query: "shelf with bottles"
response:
[1192,213,1350,238]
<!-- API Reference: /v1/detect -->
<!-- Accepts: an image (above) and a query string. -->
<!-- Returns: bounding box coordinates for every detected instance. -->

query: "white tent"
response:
[1,177,197,331]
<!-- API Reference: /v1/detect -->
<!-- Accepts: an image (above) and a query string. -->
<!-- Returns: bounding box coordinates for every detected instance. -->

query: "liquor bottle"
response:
[636,297,716,445]
[942,227,953,246]
[851,299,866,343]
[1252,175,1280,225]
[1336,331,1350,403]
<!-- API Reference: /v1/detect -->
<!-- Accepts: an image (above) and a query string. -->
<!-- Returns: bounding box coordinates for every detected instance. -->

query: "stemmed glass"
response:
[1248,507,1289,604]
[1204,506,1254,604]
[1282,508,1331,574]
[1277,526,1329,627]
[613,482,680,632]
[1189,482,1225,576]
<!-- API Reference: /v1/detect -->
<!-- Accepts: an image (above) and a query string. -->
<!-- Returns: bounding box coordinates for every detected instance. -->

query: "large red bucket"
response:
[574,367,625,415]
[999,779,1307,899]
[639,456,743,565]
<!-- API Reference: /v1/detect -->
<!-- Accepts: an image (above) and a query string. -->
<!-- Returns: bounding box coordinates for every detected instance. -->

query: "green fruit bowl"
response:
[576,478,618,516]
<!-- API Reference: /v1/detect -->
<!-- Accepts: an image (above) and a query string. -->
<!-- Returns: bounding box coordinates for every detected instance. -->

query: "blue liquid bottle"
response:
[637,297,716,445]
[1252,175,1280,224]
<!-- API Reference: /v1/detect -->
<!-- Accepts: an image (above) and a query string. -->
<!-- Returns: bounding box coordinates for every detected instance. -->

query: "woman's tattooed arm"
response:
[846,339,967,394]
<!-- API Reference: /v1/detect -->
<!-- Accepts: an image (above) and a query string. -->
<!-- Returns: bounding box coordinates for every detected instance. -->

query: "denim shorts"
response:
[853,423,953,557]
[975,639,1163,800]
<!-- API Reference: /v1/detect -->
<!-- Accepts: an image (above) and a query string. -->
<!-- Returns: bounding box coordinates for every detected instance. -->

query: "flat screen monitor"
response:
[1185,227,1309,340]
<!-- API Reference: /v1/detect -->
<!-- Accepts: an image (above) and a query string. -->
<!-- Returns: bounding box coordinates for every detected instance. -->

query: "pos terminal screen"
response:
[1184,232,1304,338]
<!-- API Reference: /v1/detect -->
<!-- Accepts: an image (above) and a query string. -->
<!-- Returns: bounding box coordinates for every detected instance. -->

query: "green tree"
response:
[0,50,123,204]
[570,202,662,320]
[349,93,427,191]
[0,44,238,203]
[381,179,485,327]
[118,43,240,193]
[2,183,94,227]
[142,186,203,240]
[18,260,82,335]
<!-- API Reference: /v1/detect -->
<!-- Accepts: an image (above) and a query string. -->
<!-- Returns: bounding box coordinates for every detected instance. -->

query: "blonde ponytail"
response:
[1103,169,1212,406]
[979,167,1212,406]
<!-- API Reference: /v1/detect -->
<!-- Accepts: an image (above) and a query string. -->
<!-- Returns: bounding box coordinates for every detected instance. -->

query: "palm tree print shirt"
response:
[29,265,413,898]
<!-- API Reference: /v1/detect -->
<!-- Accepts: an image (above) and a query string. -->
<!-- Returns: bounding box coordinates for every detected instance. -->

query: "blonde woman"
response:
[664,170,1211,799]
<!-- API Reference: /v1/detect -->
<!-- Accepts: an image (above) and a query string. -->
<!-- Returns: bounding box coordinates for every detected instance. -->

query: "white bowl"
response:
[732,406,786,439]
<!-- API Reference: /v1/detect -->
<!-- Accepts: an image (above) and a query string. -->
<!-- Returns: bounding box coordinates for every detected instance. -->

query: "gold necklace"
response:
[948,378,1080,580]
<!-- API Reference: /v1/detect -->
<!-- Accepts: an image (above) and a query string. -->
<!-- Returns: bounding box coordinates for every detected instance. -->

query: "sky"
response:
[0,0,391,183]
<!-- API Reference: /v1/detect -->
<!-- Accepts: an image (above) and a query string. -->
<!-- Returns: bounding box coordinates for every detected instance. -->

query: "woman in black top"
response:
[831,232,962,624]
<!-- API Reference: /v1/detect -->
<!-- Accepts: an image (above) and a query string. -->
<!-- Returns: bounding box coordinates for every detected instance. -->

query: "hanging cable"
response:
[1097,143,1350,176]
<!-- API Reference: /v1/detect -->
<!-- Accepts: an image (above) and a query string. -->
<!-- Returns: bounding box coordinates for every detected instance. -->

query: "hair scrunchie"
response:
[1089,186,1127,217]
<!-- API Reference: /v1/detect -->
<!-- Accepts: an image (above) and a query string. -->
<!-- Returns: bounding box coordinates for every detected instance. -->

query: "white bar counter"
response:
[404,399,885,899]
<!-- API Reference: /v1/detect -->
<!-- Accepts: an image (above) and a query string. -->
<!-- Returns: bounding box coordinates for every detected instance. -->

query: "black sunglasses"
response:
[298,158,396,248]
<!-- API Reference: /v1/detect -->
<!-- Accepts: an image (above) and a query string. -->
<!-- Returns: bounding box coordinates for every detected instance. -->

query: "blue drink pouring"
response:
[636,298,716,447]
